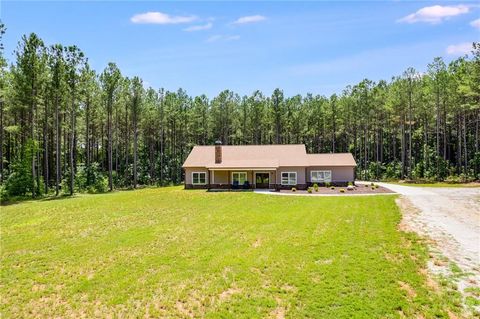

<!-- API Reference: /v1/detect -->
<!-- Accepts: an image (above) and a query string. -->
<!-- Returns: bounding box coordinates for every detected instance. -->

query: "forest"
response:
[0,24,479,198]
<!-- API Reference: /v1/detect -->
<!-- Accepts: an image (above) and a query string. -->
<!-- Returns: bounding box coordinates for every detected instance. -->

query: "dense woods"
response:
[1,27,479,198]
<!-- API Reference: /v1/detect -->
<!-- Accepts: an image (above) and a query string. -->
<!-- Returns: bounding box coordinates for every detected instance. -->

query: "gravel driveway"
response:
[378,182,480,293]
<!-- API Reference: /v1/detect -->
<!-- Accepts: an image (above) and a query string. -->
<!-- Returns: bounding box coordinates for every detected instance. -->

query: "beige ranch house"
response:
[182,143,357,190]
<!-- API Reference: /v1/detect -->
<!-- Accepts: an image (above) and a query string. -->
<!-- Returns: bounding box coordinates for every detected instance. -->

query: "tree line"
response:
[0,27,479,198]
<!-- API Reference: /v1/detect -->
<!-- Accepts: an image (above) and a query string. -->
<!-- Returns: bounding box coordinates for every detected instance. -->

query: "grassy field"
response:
[1,187,462,318]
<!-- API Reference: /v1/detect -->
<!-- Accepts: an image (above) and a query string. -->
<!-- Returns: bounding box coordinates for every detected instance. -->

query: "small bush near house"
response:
[339,188,345,193]
[365,184,369,187]
[370,182,374,186]
[291,187,297,192]
[375,184,379,189]
[313,183,319,192]
[325,182,331,187]
[330,186,335,190]
[348,181,353,186]
[307,187,313,193]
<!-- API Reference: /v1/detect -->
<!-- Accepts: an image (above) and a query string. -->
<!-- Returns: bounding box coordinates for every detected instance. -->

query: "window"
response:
[311,170,331,183]
[192,172,207,185]
[281,172,297,185]
[232,172,247,184]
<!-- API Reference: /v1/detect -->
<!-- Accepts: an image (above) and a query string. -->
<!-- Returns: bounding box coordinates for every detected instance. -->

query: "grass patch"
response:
[0,187,462,318]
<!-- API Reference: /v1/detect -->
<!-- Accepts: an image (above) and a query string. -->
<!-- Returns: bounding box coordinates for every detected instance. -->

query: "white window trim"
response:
[281,171,297,185]
[310,170,332,183]
[231,172,248,184]
[192,171,207,185]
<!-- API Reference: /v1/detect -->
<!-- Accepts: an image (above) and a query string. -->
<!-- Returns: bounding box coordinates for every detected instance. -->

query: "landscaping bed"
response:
[279,183,395,195]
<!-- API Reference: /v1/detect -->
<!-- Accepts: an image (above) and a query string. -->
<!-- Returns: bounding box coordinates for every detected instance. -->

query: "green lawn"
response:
[1,187,462,318]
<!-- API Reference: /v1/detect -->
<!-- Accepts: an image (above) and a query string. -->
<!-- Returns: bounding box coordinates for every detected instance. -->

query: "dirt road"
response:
[378,182,480,293]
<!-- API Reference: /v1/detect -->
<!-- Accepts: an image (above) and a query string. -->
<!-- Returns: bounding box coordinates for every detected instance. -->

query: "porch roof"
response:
[206,159,279,169]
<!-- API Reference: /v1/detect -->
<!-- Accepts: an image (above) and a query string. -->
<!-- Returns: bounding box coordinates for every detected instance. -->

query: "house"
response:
[182,142,357,190]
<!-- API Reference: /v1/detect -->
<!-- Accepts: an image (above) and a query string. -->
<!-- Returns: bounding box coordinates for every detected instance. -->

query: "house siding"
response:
[276,167,307,190]
[212,171,229,184]
[306,166,355,185]
[184,167,209,189]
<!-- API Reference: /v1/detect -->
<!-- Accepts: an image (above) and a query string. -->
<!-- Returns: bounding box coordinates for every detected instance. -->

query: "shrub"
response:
[325,182,331,188]
[370,182,374,186]
[365,161,386,180]
[385,161,402,179]
[3,159,34,197]
[339,188,345,193]
[313,183,319,191]
[0,184,8,202]
[375,184,379,189]
[307,187,313,193]
[371,186,375,190]
[365,184,369,187]
[4,169,32,197]
[60,163,109,195]
[291,187,297,192]
[348,181,353,186]
[330,186,335,190]
[445,174,473,184]
[76,163,109,193]
[88,176,108,193]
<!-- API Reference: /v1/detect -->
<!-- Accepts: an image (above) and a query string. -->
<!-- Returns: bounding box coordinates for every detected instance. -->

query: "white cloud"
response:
[207,34,240,43]
[446,42,472,55]
[232,15,266,25]
[398,5,470,24]
[470,18,480,29]
[183,22,213,32]
[131,12,197,24]
[226,35,241,41]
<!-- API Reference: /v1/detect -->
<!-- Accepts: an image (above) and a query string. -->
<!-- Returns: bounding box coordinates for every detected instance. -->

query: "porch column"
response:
[208,170,212,189]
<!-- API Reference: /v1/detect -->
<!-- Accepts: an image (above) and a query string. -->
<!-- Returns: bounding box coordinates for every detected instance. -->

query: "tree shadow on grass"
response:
[0,185,180,206]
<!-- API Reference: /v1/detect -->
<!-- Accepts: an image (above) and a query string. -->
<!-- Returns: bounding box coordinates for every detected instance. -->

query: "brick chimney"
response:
[215,140,222,164]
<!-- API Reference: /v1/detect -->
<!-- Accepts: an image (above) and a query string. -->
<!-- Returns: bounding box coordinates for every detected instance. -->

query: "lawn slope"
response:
[1,187,461,318]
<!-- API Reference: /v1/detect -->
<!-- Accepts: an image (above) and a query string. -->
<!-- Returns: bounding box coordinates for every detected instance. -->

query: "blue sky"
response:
[1,1,479,97]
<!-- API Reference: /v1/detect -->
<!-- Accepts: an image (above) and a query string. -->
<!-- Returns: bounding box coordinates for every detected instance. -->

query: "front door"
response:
[255,173,269,189]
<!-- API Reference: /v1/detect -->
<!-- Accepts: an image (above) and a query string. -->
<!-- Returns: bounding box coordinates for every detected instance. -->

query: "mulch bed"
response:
[279,184,396,195]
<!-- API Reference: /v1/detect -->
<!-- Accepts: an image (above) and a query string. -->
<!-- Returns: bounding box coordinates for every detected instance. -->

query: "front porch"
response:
[208,169,276,190]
